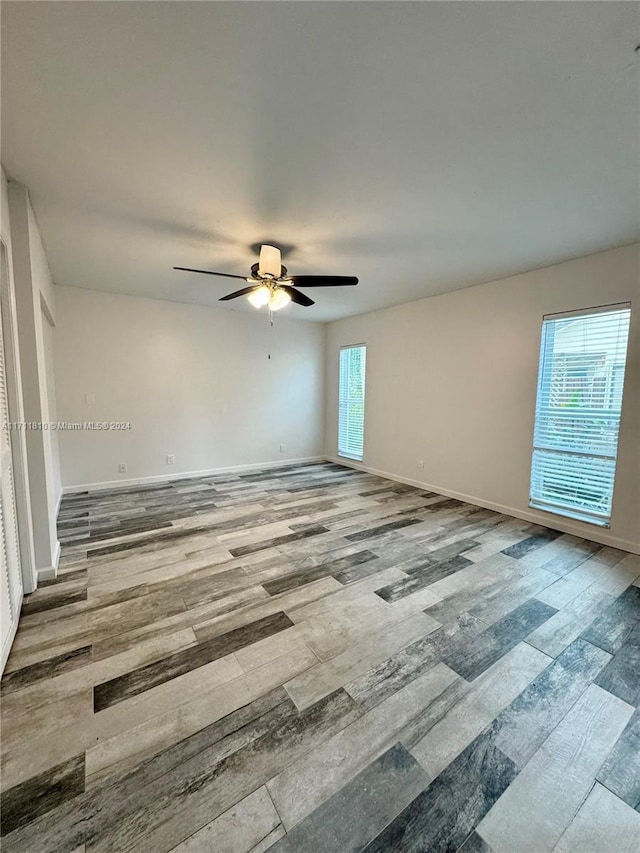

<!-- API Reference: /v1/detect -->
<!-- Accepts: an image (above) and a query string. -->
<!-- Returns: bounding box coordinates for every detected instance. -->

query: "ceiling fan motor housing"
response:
[250,262,288,281]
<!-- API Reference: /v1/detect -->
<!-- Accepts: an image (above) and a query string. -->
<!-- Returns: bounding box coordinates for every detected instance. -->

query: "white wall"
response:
[325,244,640,554]
[54,286,326,488]
[41,313,62,508]
[7,181,61,578]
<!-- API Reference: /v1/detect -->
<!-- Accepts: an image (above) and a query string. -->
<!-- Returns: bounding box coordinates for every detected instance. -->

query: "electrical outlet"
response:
[84,393,96,405]
[166,454,175,465]
[417,460,424,471]
[280,443,287,453]
[118,463,127,474]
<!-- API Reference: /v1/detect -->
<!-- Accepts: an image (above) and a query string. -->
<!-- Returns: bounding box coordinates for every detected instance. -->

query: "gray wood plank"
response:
[345,613,484,711]
[597,706,640,810]
[527,587,614,658]
[457,831,495,853]
[594,622,640,706]
[268,663,455,830]
[268,745,428,853]
[1,645,92,695]
[441,598,556,680]
[0,754,85,836]
[362,730,518,853]
[489,637,612,769]
[375,555,474,602]
[93,611,294,711]
[167,786,281,853]
[477,684,633,853]
[408,643,551,779]
[553,783,640,853]
[501,530,562,559]
[581,584,640,655]
[2,689,362,853]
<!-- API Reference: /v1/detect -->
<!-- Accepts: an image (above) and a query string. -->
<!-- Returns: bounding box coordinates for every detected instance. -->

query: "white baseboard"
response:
[61,457,325,495]
[37,566,57,582]
[36,540,61,583]
[325,456,640,556]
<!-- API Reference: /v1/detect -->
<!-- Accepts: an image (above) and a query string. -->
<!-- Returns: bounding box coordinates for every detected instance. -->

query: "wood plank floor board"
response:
[596,706,640,810]
[1,645,92,694]
[0,755,85,836]
[166,786,281,853]
[3,627,198,721]
[268,663,457,830]
[591,551,640,597]
[487,637,613,770]
[553,782,640,853]
[440,598,556,681]
[284,611,440,710]
[408,642,552,779]
[593,621,640,706]
[500,530,562,559]
[84,645,319,788]
[93,612,294,711]
[362,729,518,853]
[535,537,603,578]
[1,462,636,852]
[457,831,496,852]
[374,555,475,603]
[527,587,615,658]
[580,583,640,655]
[267,744,428,852]
[2,688,362,853]
[476,684,633,853]
[262,550,377,596]
[421,554,524,624]
[462,566,559,627]
[345,612,485,711]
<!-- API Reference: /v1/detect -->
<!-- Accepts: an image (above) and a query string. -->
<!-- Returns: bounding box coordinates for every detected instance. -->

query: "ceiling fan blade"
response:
[174,267,248,281]
[279,285,314,307]
[219,285,262,301]
[288,276,358,287]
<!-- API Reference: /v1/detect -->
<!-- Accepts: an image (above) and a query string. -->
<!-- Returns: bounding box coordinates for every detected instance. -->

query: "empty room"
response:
[0,1,639,851]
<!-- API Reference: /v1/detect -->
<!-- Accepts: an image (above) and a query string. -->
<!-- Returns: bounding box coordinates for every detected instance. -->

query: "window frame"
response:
[528,302,631,528]
[337,343,367,462]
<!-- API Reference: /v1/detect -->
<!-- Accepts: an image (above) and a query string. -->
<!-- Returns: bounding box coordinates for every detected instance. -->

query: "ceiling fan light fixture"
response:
[268,288,291,311]
[258,244,282,278]
[247,284,270,308]
[175,246,357,311]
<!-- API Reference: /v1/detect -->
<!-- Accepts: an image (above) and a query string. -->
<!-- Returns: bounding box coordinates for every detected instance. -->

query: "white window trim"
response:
[338,343,366,463]
[529,302,631,528]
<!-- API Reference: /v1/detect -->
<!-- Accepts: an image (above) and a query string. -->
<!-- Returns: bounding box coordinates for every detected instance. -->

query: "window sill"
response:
[528,500,611,528]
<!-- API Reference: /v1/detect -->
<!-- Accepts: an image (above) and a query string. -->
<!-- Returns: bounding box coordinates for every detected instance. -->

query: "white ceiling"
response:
[2,1,638,322]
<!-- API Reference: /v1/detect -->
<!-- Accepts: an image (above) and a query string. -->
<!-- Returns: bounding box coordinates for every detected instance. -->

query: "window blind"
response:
[529,304,631,527]
[338,344,366,461]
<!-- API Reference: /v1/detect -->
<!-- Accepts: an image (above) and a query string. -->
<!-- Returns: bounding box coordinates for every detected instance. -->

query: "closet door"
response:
[0,241,22,671]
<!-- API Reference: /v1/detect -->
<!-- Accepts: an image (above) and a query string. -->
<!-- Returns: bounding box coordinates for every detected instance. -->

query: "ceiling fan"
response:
[174,244,358,311]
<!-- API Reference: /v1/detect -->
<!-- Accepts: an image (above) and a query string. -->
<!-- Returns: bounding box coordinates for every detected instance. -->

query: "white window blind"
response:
[338,344,366,461]
[529,303,631,527]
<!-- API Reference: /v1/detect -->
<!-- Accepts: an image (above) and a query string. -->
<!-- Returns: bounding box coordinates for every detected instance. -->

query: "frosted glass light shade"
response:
[247,285,270,308]
[269,288,291,311]
[258,244,281,278]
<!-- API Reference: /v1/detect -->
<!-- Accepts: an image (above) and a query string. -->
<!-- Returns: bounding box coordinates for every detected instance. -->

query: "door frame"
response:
[1,237,37,596]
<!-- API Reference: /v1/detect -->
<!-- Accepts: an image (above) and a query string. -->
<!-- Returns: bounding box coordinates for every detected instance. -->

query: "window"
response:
[530,303,631,527]
[338,344,366,461]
